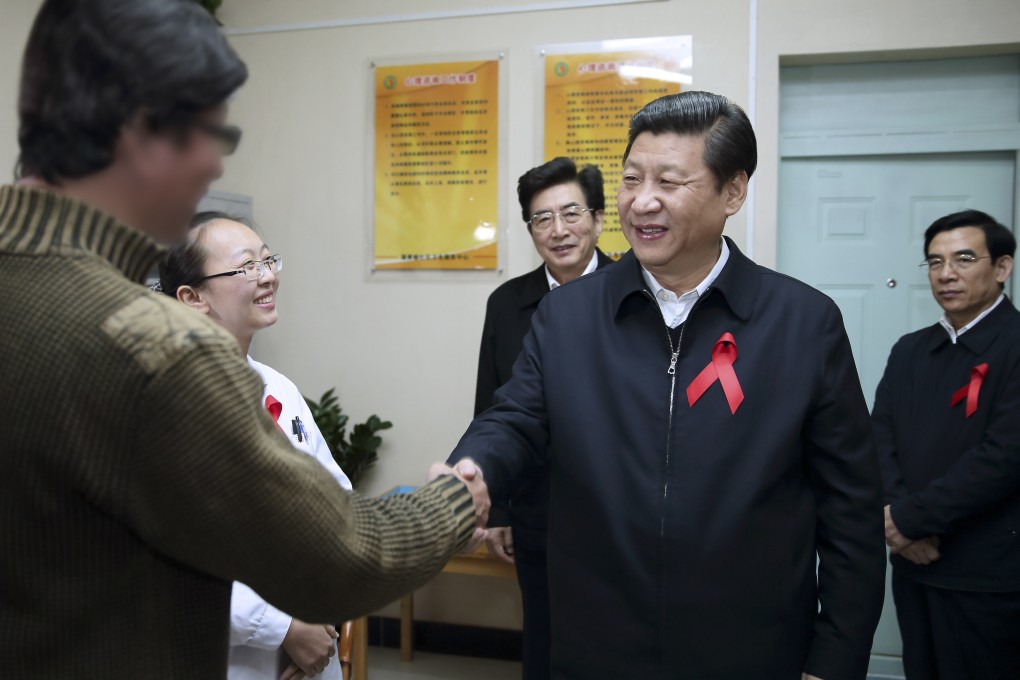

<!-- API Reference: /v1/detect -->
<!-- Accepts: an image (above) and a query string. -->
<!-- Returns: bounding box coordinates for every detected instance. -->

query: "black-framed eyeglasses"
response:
[528,206,596,232]
[195,121,242,156]
[918,254,990,273]
[199,255,283,283]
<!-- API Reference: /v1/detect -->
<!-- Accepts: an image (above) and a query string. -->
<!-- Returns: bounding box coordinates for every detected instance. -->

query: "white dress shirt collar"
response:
[546,249,600,290]
[641,238,730,329]
[939,292,1005,344]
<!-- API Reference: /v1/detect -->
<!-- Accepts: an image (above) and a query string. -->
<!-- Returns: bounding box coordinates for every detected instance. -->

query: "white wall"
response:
[2,0,1018,632]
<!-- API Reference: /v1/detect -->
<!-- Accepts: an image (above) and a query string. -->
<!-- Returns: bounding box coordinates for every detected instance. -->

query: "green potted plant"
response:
[305,388,392,489]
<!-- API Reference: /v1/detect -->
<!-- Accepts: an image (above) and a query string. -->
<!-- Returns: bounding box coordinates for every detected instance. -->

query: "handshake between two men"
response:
[428,458,492,551]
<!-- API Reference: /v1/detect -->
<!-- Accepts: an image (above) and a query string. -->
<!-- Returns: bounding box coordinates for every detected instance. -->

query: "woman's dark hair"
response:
[623,91,757,192]
[17,0,248,183]
[157,211,255,297]
[517,157,605,224]
[923,209,1016,263]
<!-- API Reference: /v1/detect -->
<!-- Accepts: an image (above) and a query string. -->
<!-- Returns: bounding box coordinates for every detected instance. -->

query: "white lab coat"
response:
[228,357,353,680]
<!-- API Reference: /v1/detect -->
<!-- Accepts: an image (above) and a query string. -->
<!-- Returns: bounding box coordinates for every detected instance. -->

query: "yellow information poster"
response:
[373,59,500,270]
[544,38,690,258]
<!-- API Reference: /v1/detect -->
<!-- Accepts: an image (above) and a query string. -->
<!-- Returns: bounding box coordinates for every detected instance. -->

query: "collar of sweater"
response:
[0,184,165,284]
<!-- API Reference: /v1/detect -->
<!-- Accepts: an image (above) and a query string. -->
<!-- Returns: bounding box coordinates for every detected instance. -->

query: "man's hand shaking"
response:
[429,458,491,551]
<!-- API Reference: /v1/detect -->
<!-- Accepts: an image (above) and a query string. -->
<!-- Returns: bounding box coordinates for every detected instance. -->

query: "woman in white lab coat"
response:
[158,212,350,680]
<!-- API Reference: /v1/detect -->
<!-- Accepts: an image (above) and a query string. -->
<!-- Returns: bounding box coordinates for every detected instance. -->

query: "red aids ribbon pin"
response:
[950,363,988,418]
[686,332,744,415]
[264,395,285,430]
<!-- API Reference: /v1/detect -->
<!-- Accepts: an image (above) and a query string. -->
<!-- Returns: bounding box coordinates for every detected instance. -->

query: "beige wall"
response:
[1,0,1017,631]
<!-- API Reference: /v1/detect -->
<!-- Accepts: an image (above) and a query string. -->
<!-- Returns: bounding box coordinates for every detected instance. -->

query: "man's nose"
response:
[937,264,959,282]
[549,213,569,237]
[629,185,661,214]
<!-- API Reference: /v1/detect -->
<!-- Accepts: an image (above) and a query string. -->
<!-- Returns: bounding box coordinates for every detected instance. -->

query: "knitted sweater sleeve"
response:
[125,336,474,624]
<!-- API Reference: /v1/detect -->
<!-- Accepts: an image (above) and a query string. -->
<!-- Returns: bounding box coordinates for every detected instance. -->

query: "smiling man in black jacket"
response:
[450,91,886,680]
[874,210,1020,679]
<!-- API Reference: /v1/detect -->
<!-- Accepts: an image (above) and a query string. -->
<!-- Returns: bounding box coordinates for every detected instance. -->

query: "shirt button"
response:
[659,291,669,301]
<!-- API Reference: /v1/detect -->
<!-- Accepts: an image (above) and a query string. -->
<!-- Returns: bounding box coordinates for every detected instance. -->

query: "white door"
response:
[777,151,1016,660]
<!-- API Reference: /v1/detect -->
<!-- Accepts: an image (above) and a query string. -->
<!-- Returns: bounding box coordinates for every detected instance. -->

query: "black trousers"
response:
[892,569,1020,680]
[514,543,551,680]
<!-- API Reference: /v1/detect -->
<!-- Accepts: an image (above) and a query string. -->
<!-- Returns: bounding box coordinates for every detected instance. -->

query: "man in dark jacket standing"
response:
[450,91,886,680]
[475,157,613,679]
[873,210,1020,679]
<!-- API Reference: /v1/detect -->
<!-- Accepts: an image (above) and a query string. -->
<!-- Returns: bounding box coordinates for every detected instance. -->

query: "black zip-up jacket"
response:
[451,238,886,680]
[873,296,1020,591]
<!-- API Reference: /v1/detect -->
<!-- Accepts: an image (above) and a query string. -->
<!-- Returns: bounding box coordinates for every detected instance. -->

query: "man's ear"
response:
[176,285,209,313]
[116,113,169,183]
[115,115,148,163]
[723,171,749,217]
[593,210,605,238]
[994,254,1014,284]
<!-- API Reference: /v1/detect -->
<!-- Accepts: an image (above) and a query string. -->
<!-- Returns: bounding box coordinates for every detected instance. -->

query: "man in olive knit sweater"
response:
[0,1,488,677]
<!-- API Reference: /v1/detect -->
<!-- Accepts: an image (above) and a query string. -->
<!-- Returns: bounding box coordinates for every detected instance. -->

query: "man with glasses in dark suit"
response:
[874,209,1020,680]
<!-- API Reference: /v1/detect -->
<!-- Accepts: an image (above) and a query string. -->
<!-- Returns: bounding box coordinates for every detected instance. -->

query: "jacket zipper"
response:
[646,289,710,530]
[660,310,682,540]
[645,286,711,668]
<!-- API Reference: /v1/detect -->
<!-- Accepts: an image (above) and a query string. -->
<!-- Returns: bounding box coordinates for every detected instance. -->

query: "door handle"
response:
[887,278,897,288]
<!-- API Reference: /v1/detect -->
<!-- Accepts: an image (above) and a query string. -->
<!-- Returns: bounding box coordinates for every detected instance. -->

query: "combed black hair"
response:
[17,0,248,183]
[923,209,1016,262]
[517,157,605,224]
[623,91,756,191]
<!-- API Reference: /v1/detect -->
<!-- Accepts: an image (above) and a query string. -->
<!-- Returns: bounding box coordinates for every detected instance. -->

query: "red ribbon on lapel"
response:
[686,332,744,415]
[264,395,284,430]
[950,363,988,418]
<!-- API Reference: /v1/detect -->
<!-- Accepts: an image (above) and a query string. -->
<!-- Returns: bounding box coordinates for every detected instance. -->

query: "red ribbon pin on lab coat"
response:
[264,395,285,430]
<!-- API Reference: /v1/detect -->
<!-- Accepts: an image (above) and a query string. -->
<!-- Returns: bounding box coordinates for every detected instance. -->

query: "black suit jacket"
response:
[873,297,1020,591]
[474,249,613,550]
[453,238,886,680]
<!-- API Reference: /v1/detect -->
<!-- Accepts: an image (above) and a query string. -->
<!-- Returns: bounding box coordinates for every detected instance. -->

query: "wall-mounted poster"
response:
[541,37,691,258]
[372,57,502,270]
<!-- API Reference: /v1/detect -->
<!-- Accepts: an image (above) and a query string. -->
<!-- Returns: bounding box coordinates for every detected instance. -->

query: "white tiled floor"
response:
[363,646,521,679]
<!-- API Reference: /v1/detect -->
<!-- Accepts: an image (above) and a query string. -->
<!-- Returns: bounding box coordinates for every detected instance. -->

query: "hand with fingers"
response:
[883,505,912,553]
[280,620,337,679]
[428,457,491,550]
[486,526,515,564]
[898,536,941,565]
[278,661,305,680]
[884,504,941,565]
